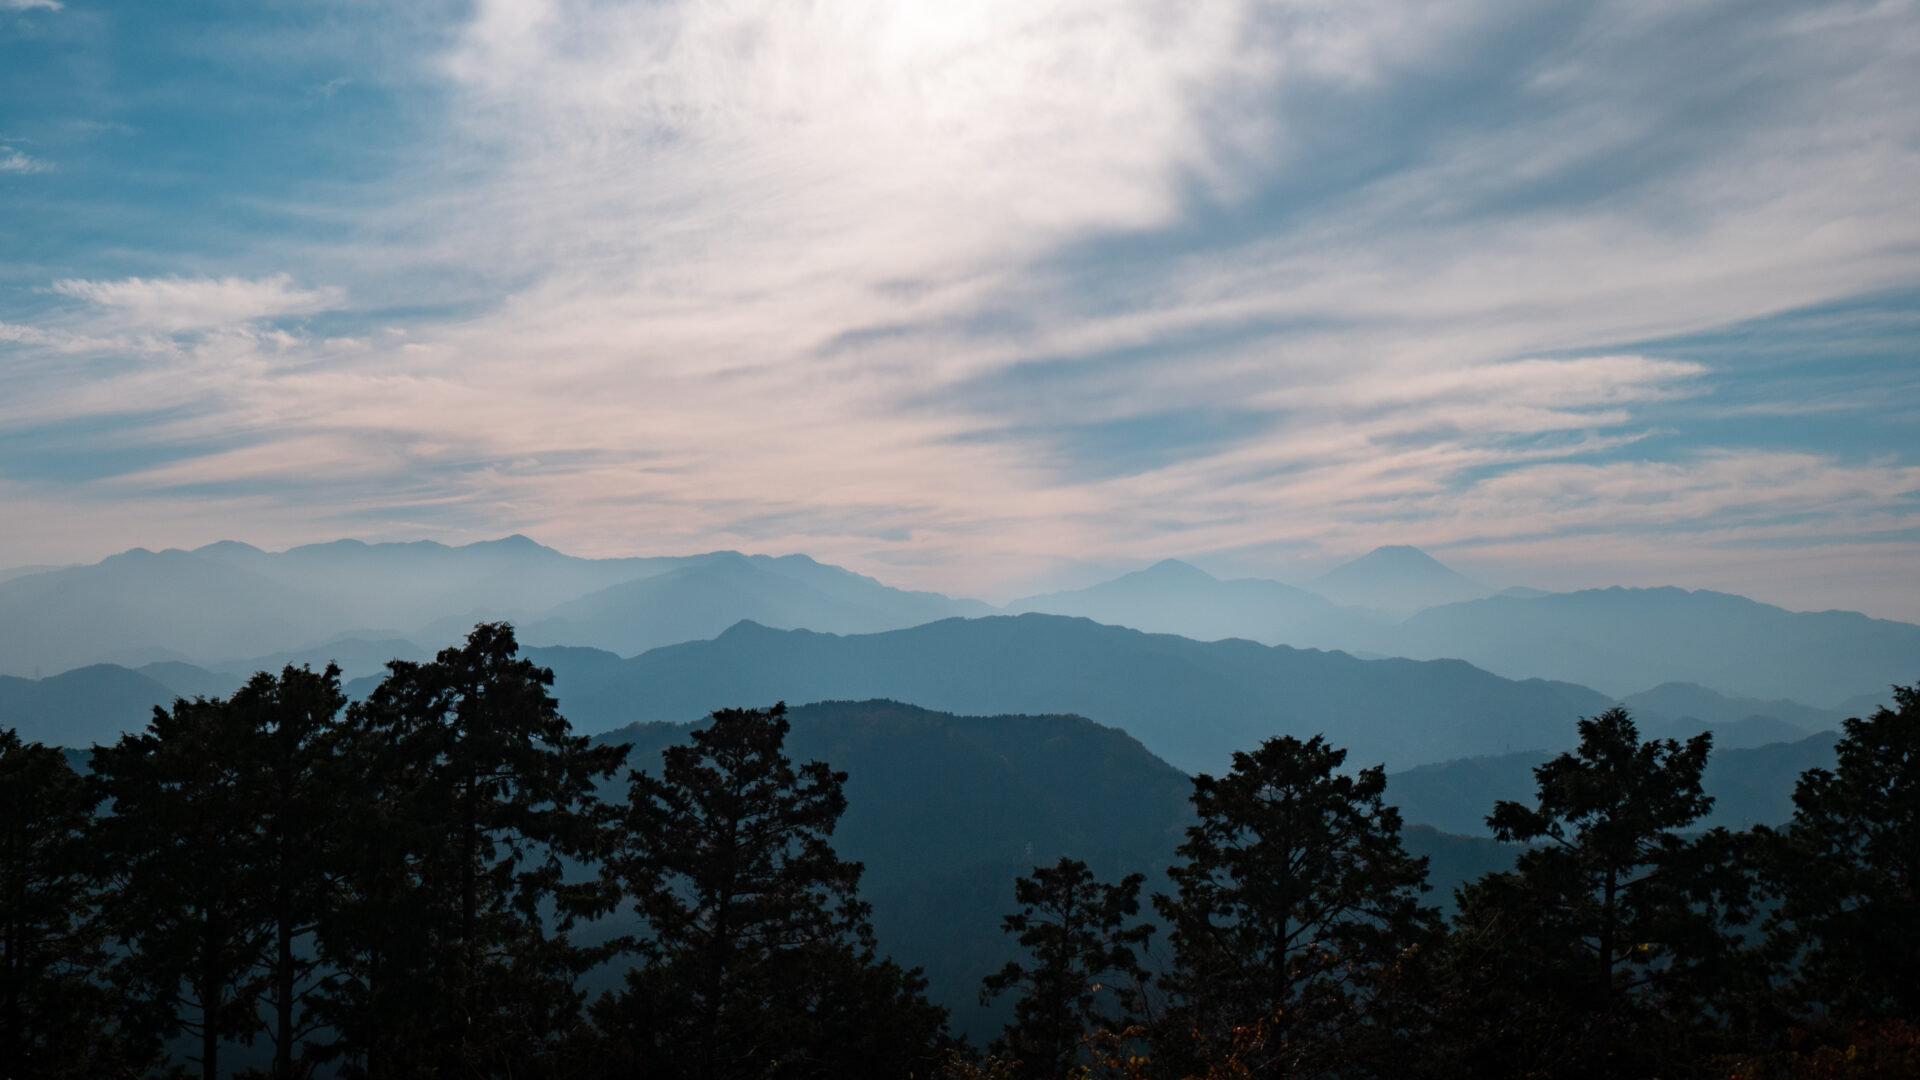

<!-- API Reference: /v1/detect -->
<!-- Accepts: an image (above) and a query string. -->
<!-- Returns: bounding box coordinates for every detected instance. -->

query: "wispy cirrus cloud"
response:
[2,0,1919,619]
[49,274,346,332]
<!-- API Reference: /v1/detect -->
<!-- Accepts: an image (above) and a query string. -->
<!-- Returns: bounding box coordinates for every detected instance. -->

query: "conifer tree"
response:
[1153,733,1435,1079]
[982,857,1153,1080]
[1437,707,1753,1080]
[0,730,138,1077]
[316,622,627,1078]
[1758,682,1920,1025]
[597,702,949,1079]
[93,696,274,1080]
[225,664,348,1079]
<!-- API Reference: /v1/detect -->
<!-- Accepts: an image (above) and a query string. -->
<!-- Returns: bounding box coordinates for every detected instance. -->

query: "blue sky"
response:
[2,0,1918,618]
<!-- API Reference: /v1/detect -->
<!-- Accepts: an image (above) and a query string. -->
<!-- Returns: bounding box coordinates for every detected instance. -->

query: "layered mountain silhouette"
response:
[1005,551,1920,706]
[520,551,990,655]
[0,548,352,676]
[1380,587,1920,705]
[9,614,1873,774]
[539,614,1615,773]
[0,538,986,677]
[4,536,1914,713]
[1007,558,1376,645]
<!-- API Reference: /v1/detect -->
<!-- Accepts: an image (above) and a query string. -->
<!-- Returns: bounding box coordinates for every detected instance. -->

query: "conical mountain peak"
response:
[1314,545,1489,616]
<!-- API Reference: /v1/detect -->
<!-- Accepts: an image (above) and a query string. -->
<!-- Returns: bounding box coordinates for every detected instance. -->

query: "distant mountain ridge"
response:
[4,538,1914,710]
[521,551,991,656]
[1384,731,1844,836]
[1007,559,1376,645]
[540,613,1619,773]
[1378,586,1920,705]
[1005,552,1920,707]
[0,538,988,678]
[1313,544,1492,616]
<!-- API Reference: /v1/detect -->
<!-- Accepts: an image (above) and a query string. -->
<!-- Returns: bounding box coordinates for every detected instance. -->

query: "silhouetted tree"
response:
[316,622,626,1078]
[1435,707,1754,1079]
[597,701,948,1079]
[1758,682,1920,1026]
[226,664,348,1079]
[0,730,139,1077]
[1153,733,1436,1078]
[982,857,1153,1079]
[94,696,273,1080]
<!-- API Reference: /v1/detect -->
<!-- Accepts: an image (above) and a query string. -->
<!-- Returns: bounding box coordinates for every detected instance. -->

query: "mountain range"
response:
[8,612,1870,776]
[0,538,986,679]
[1008,557,1919,707]
[2,536,1914,721]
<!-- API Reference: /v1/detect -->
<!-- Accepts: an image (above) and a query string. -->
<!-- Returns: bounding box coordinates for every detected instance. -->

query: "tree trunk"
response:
[276,872,294,1079]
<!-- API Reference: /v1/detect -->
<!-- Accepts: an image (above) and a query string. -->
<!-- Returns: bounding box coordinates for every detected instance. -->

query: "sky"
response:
[2,0,1918,618]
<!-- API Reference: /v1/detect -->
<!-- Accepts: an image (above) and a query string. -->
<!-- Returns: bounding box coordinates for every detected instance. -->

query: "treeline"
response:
[1,625,943,1079]
[0,623,1914,1079]
[971,694,1920,1080]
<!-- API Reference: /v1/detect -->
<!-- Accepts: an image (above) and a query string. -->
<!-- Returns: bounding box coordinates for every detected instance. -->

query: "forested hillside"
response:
[4,623,1916,1078]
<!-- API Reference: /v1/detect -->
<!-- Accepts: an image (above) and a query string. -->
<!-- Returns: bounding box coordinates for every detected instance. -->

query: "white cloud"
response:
[1,0,63,11]
[50,273,346,331]
[0,146,51,173]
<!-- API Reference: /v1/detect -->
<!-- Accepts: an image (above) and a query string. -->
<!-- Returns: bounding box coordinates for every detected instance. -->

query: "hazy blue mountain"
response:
[520,551,991,655]
[136,661,248,702]
[0,664,185,747]
[1313,545,1492,617]
[191,534,675,632]
[0,549,351,678]
[1380,586,1920,705]
[340,644,643,718]
[1006,558,1381,646]
[10,644,635,747]
[212,636,434,683]
[1383,731,1841,836]
[554,614,1616,773]
[0,538,992,676]
[1623,681,1835,734]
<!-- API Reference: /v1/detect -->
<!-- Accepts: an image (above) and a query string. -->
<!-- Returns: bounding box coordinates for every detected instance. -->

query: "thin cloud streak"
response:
[0,0,1917,618]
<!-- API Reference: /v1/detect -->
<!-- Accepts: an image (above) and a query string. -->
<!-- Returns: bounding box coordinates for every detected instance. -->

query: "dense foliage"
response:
[0,626,1915,1079]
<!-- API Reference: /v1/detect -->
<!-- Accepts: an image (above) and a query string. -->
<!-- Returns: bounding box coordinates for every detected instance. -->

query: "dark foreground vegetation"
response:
[1,623,1915,1079]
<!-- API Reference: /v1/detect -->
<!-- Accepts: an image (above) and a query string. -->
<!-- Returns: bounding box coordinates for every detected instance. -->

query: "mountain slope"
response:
[0,665,185,747]
[1314,545,1491,616]
[522,552,989,655]
[1622,681,1836,734]
[0,549,351,677]
[559,614,1615,773]
[1007,559,1379,646]
[1382,587,1920,705]
[0,539,992,676]
[1383,731,1842,836]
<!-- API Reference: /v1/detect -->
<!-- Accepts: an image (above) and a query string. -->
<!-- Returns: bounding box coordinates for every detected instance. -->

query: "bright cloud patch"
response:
[51,274,346,332]
[0,146,50,172]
